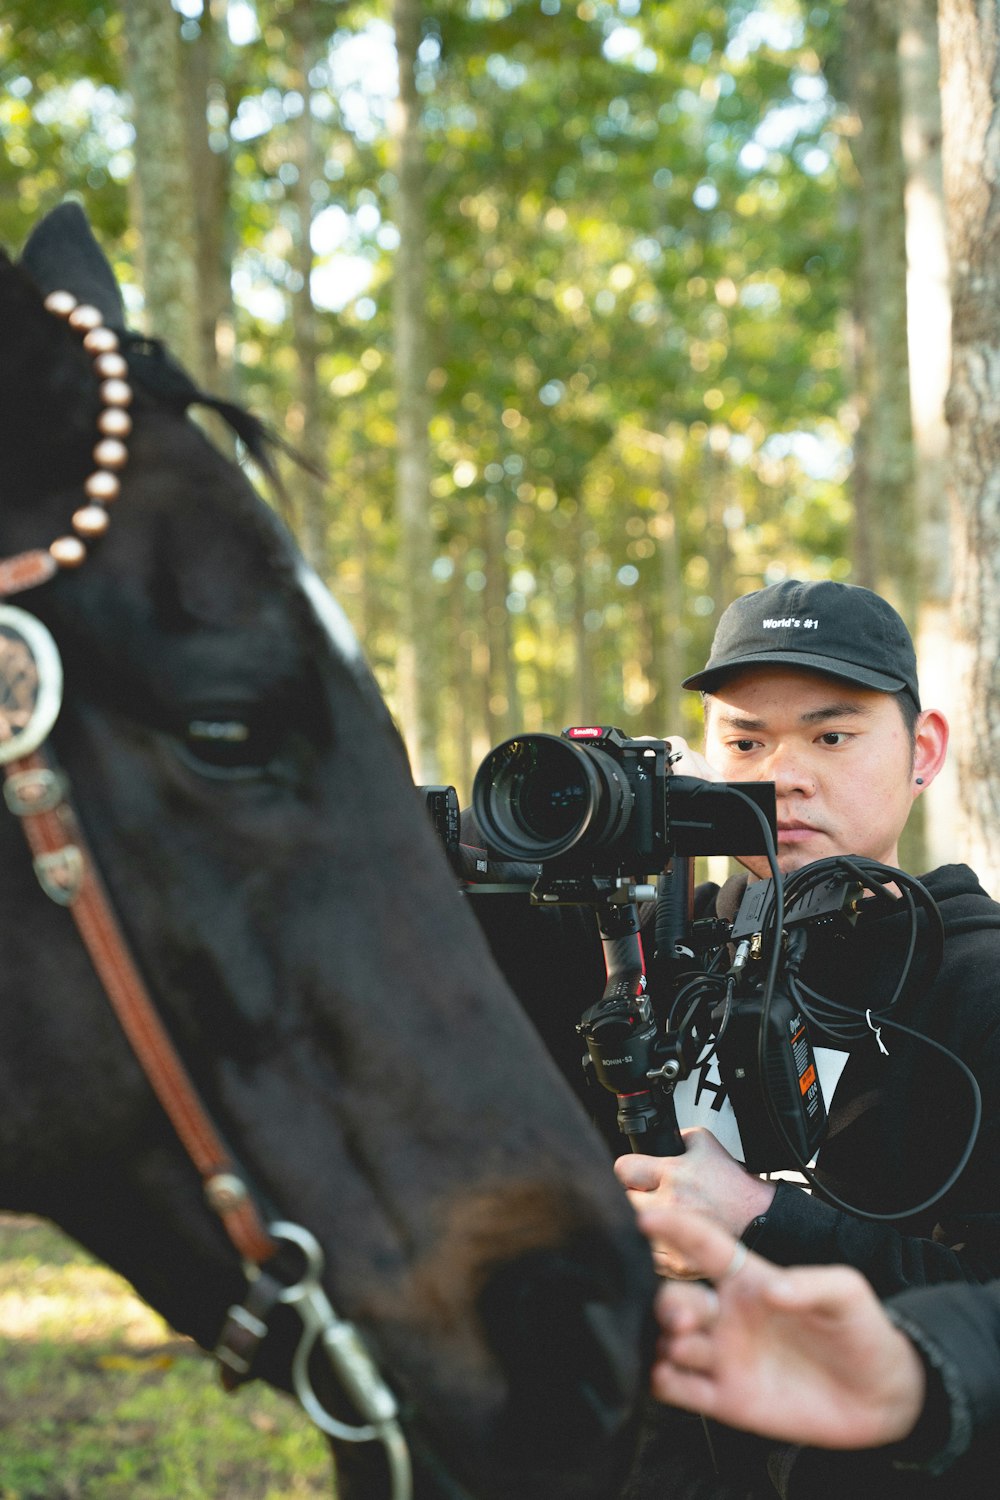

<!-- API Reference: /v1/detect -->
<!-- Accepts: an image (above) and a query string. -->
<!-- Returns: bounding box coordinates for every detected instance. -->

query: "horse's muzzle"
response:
[477,1240,649,1496]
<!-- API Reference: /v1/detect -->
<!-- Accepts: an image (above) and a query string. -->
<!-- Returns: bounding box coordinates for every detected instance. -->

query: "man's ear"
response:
[912,708,949,792]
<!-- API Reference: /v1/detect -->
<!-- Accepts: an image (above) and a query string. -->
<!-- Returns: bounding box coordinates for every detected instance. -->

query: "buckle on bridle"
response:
[4,766,67,816]
[216,1268,286,1386]
[33,845,85,905]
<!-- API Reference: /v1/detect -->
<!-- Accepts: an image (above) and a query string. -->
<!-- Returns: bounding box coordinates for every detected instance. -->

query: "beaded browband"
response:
[0,290,132,599]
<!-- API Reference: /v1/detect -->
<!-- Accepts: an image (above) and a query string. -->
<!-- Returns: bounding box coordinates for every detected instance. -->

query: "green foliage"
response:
[0,0,856,786]
[0,1,129,249]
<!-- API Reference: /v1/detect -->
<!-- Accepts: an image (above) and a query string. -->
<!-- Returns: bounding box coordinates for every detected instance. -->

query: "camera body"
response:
[472,724,775,895]
[474,724,669,873]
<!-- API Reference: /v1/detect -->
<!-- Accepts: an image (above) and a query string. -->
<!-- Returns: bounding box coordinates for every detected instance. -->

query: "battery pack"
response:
[713,989,827,1173]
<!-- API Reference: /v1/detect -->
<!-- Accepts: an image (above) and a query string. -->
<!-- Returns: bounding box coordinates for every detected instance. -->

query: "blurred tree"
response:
[939,0,1000,892]
[283,0,335,568]
[839,0,914,604]
[898,0,956,870]
[122,0,205,381]
[392,0,441,780]
[180,0,236,391]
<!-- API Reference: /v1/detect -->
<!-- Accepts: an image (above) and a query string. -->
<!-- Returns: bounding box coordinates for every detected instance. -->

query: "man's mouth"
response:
[776,822,819,841]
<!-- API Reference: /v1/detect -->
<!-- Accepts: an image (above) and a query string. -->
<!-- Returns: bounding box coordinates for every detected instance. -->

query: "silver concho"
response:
[0,605,64,765]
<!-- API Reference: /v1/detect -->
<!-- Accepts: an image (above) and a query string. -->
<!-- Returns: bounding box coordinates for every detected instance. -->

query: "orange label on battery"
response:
[799,1064,817,1095]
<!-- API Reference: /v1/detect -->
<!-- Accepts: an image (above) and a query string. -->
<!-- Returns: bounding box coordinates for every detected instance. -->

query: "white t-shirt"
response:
[672,1044,850,1164]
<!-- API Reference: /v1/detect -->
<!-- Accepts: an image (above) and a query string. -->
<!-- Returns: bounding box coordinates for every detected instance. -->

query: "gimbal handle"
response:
[577,898,685,1155]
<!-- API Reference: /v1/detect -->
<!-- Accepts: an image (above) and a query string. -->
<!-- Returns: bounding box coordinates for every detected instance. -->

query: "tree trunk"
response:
[898,0,957,869]
[447,556,474,795]
[704,438,735,636]
[844,294,877,590]
[122,0,205,384]
[617,424,684,730]
[653,501,683,733]
[391,0,439,781]
[179,1,232,395]
[844,0,916,608]
[939,0,1000,889]
[286,1,330,571]
[572,507,594,724]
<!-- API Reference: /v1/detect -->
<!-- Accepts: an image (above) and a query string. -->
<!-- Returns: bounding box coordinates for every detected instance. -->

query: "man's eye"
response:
[732,739,758,753]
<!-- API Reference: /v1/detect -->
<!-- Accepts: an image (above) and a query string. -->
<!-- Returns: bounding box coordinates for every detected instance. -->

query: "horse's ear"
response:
[0,211,112,495]
[18,202,126,331]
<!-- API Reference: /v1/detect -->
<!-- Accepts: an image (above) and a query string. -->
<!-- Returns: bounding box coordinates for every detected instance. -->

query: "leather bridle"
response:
[5,743,279,1262]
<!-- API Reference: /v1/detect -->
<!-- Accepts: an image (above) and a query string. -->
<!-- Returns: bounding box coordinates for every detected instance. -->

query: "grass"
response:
[0,1215,334,1500]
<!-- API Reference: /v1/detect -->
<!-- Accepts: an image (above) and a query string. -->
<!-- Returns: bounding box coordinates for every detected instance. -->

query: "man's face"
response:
[703,666,917,877]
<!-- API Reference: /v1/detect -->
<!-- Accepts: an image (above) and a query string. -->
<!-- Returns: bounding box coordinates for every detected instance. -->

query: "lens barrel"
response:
[472,733,633,861]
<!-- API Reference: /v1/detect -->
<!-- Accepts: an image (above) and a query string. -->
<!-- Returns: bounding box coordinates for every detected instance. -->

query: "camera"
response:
[421,737,956,1202]
[472,725,776,887]
[467,726,791,1160]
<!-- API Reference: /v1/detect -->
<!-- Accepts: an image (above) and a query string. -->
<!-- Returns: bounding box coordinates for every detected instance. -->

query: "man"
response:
[610,578,1000,1496]
[643,1205,1000,1488]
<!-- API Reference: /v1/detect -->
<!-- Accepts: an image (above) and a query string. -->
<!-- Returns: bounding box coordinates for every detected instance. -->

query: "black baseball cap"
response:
[682,578,921,708]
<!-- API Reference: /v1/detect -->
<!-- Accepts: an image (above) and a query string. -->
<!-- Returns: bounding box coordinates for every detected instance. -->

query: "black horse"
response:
[0,204,654,1500]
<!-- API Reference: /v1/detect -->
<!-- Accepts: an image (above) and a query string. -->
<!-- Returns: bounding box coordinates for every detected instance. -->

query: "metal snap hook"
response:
[266,1220,412,1500]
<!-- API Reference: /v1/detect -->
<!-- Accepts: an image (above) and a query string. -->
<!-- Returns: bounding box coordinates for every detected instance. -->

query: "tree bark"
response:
[939,0,1000,889]
[122,0,205,384]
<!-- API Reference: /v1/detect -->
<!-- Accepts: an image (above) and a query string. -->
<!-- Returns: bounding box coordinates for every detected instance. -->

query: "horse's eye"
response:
[182,717,273,775]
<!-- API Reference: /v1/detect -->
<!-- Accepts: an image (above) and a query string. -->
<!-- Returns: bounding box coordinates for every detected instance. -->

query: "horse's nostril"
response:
[480,1249,641,1457]
[578,1298,641,1430]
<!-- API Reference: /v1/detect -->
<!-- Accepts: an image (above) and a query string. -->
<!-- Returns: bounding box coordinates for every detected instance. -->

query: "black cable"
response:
[665,971,731,1071]
[781,857,944,1037]
[772,1009,982,1222]
[748,856,978,1221]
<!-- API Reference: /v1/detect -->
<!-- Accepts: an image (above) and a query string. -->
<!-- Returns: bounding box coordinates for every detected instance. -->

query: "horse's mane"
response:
[119,333,322,500]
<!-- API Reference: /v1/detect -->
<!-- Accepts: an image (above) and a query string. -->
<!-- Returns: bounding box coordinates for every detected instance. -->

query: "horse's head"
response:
[0,204,653,1500]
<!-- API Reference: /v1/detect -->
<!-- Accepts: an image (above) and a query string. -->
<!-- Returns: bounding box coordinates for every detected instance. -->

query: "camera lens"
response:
[472,734,633,861]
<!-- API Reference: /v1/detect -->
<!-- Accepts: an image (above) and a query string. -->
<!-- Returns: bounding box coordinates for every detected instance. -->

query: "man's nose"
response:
[764,745,817,796]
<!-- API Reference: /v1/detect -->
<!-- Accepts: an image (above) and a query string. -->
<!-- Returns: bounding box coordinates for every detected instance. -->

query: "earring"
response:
[915,777,925,785]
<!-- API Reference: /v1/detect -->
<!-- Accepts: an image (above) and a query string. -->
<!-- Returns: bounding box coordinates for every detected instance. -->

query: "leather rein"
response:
[0,292,412,1498]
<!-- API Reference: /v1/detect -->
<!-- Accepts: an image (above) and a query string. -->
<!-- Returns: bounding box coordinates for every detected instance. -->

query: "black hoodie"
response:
[698,863,1000,1500]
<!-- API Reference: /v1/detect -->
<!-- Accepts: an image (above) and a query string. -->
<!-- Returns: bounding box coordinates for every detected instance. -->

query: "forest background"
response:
[2,0,998,887]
